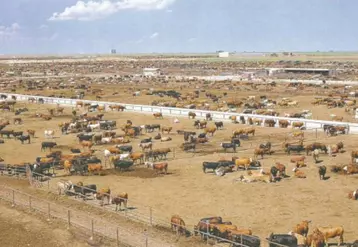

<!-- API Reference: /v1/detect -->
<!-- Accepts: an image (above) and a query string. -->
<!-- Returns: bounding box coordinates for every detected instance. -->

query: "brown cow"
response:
[63,160,72,175]
[88,164,102,175]
[81,141,93,150]
[253,148,267,159]
[292,168,306,178]
[145,162,168,174]
[279,120,289,128]
[13,117,22,125]
[153,112,163,119]
[275,163,287,177]
[234,157,253,170]
[171,215,186,235]
[348,190,358,200]
[111,192,128,211]
[351,150,358,163]
[292,122,304,128]
[343,164,358,175]
[316,226,344,246]
[95,187,111,206]
[308,228,325,247]
[244,127,255,136]
[27,129,36,137]
[129,152,144,164]
[290,156,306,163]
[188,112,196,119]
[204,127,217,136]
[161,126,172,134]
[293,220,311,237]
[97,106,105,112]
[227,228,253,238]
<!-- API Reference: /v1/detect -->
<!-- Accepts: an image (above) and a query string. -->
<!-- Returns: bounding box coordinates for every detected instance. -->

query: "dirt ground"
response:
[1,100,358,245]
[0,199,107,247]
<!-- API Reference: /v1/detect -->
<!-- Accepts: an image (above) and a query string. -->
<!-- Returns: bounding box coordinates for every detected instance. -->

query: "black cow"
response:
[71,148,81,153]
[239,116,246,124]
[113,160,134,171]
[141,137,152,143]
[319,165,327,180]
[0,130,14,138]
[117,145,133,153]
[198,133,206,138]
[260,142,272,150]
[132,126,142,136]
[77,133,94,142]
[71,183,97,200]
[13,131,23,138]
[194,217,223,239]
[202,161,234,173]
[41,142,57,151]
[182,143,196,152]
[221,143,236,152]
[231,138,241,147]
[285,145,305,154]
[215,121,223,129]
[267,234,297,247]
[18,135,31,144]
[232,235,261,247]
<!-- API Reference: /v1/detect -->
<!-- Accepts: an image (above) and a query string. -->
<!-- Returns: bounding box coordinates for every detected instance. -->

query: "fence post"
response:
[47,202,51,221]
[67,210,71,229]
[149,207,153,226]
[90,219,94,240]
[315,128,318,139]
[12,189,15,207]
[116,227,119,247]
[144,230,148,247]
[206,220,209,245]
[29,196,32,210]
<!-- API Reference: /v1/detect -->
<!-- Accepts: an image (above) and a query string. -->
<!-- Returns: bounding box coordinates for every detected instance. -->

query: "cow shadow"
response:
[322,176,331,180]
[115,206,136,212]
[315,160,324,164]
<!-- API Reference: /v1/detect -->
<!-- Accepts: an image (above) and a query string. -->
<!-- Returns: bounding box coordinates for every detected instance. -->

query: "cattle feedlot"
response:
[1,54,358,247]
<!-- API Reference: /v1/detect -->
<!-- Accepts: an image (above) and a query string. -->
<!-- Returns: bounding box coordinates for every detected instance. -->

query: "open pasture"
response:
[1,100,358,246]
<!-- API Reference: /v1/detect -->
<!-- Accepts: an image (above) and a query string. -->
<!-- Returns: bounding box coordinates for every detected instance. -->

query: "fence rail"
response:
[2,92,358,134]
[0,184,167,247]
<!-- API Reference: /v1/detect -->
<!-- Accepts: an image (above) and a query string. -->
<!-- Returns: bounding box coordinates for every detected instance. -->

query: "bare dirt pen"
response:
[12,80,358,123]
[1,100,358,245]
[0,198,111,247]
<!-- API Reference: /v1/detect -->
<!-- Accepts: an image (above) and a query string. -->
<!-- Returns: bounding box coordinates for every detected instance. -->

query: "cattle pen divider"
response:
[0,184,157,247]
[2,92,358,134]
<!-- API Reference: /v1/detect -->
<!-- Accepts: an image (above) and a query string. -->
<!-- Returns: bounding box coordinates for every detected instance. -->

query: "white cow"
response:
[44,130,55,139]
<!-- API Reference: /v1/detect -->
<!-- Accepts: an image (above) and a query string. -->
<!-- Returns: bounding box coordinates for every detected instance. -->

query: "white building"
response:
[143,68,161,77]
[218,52,229,58]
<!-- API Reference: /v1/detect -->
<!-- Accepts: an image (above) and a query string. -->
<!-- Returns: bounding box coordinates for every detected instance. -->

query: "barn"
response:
[143,68,161,77]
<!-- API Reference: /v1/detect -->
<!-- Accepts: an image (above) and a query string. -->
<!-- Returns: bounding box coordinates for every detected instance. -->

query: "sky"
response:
[0,0,357,54]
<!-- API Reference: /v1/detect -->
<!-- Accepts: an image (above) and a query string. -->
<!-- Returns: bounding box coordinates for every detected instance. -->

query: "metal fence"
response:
[0,184,168,247]
[15,168,298,247]
[2,92,358,134]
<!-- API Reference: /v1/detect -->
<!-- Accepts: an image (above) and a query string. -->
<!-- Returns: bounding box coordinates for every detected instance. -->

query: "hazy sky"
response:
[0,0,357,54]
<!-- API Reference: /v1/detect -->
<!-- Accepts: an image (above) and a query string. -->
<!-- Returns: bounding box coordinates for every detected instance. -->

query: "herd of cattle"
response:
[169,215,357,247]
[1,94,358,246]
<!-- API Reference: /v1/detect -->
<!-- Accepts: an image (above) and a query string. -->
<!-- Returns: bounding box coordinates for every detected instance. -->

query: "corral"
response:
[1,55,358,247]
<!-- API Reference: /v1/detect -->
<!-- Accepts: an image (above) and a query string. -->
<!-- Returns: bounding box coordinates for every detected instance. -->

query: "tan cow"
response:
[316,226,344,246]
[292,220,311,236]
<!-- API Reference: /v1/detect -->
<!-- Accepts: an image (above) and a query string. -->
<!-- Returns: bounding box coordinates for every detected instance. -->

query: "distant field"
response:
[1,52,358,63]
